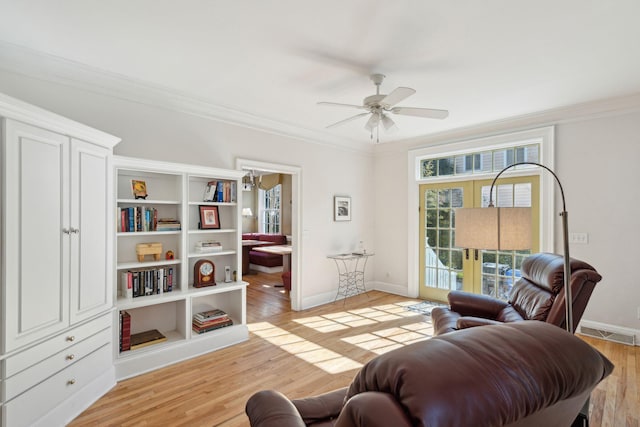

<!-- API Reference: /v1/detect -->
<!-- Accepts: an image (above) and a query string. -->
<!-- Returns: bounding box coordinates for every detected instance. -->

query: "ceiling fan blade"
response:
[317,101,367,110]
[391,106,449,119]
[380,87,416,108]
[326,112,370,129]
[364,113,380,131]
[381,114,398,132]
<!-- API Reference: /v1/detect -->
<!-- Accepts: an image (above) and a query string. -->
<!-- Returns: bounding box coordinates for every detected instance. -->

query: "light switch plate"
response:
[569,232,589,244]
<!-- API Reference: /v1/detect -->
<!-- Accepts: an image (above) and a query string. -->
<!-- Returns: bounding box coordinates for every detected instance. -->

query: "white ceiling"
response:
[1,1,640,146]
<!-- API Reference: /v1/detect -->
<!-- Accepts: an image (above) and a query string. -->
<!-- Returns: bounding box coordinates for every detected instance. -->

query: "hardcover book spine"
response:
[120,311,131,351]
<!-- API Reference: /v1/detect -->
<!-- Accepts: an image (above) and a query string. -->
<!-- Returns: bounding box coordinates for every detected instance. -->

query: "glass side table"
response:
[327,253,374,302]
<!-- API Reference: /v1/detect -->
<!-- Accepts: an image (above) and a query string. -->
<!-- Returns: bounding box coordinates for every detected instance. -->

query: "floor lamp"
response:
[454,162,574,334]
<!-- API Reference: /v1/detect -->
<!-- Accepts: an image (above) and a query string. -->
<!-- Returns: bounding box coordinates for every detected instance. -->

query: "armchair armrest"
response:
[292,387,347,425]
[335,392,412,427]
[448,290,509,319]
[246,390,306,427]
[456,316,505,329]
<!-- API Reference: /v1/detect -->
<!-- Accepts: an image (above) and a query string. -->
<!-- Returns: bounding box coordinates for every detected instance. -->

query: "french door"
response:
[419,176,539,302]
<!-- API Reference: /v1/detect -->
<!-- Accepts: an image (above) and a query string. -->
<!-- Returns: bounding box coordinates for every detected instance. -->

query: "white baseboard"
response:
[370,281,411,297]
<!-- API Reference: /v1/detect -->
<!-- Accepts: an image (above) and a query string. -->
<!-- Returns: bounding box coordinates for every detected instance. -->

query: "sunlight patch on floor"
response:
[248,322,362,374]
[293,302,422,333]
[341,321,433,355]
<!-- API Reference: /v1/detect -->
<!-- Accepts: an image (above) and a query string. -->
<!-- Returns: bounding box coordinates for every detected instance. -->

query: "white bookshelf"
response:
[113,156,248,380]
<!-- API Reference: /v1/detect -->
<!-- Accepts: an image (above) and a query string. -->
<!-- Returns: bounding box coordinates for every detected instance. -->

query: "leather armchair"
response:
[432,252,602,336]
[246,321,613,427]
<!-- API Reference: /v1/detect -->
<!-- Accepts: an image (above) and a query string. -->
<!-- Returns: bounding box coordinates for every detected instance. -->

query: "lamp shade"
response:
[455,207,532,250]
[242,208,253,217]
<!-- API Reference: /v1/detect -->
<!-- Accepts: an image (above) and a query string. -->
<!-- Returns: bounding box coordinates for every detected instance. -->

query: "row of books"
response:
[121,267,175,298]
[118,310,232,353]
[203,180,237,203]
[118,206,182,233]
[119,311,168,352]
[192,308,233,334]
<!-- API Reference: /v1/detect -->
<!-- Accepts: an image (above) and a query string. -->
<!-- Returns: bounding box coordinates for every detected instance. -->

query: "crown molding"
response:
[0,91,121,147]
[384,91,640,153]
[0,41,373,154]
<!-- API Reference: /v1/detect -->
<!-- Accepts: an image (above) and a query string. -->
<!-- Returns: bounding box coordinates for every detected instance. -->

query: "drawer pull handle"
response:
[66,336,75,342]
[66,354,75,360]
[67,379,76,386]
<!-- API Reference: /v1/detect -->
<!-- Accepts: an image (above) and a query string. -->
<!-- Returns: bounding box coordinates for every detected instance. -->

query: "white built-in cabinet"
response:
[113,156,249,380]
[0,93,120,427]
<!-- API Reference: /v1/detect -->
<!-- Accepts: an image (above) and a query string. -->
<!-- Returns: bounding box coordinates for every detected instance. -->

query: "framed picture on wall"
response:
[334,196,351,221]
[199,205,221,229]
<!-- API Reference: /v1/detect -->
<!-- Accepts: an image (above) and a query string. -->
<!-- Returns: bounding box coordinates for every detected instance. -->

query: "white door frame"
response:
[407,126,555,298]
[235,158,302,311]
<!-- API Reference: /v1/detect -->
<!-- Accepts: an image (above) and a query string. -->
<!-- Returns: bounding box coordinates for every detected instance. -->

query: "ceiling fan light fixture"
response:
[381,114,398,132]
[364,113,380,131]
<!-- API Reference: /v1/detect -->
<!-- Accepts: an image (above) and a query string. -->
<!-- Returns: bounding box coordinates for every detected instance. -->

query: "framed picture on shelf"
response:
[131,180,148,199]
[199,205,221,229]
[334,196,351,221]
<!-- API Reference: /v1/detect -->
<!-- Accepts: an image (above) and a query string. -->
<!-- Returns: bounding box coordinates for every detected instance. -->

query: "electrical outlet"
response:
[569,232,589,244]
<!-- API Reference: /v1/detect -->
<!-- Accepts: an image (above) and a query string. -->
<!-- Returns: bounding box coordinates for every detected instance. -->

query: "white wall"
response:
[373,109,640,338]
[3,68,639,336]
[0,70,376,310]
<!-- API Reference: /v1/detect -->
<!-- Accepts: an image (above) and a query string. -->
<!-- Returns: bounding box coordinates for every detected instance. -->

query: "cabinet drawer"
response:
[3,344,111,427]
[3,314,111,378]
[3,328,111,401]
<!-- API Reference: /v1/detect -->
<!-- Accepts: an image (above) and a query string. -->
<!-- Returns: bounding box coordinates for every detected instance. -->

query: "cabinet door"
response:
[3,120,70,352]
[69,139,112,323]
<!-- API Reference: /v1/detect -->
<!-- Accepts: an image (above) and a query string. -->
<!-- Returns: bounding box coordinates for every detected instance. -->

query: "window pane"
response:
[454,155,473,175]
[437,158,454,176]
[421,159,436,178]
[496,184,513,207]
[450,188,463,208]
[438,189,451,208]
[425,189,437,209]
[474,152,492,173]
[514,183,532,207]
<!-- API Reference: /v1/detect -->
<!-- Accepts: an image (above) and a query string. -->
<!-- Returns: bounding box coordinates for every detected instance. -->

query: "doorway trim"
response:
[407,126,555,298]
[235,158,302,311]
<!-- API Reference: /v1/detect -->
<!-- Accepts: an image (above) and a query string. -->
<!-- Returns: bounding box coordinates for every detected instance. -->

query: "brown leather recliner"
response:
[245,321,613,427]
[431,252,602,336]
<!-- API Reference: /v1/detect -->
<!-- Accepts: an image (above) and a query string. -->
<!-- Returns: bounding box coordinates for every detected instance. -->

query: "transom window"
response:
[420,144,540,179]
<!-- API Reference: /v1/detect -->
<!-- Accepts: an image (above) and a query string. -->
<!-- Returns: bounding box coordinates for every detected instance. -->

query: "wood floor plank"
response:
[69,273,639,426]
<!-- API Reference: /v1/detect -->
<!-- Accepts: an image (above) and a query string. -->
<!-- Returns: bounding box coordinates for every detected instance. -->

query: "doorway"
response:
[236,159,301,311]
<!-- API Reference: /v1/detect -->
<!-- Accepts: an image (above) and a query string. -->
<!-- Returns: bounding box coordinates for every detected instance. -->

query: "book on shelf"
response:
[203,180,236,203]
[192,308,233,334]
[121,266,174,298]
[129,329,167,350]
[120,311,131,352]
[156,217,181,231]
[194,240,222,253]
[192,319,233,334]
[118,207,170,232]
[193,308,228,321]
[121,271,133,299]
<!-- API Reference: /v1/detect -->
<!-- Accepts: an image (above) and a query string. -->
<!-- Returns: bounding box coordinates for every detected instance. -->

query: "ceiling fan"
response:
[318,74,448,140]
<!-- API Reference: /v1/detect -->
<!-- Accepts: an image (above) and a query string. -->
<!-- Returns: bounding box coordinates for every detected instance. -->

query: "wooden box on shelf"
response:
[136,242,163,262]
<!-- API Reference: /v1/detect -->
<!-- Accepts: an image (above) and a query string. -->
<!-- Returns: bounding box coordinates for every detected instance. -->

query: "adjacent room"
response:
[0,2,639,426]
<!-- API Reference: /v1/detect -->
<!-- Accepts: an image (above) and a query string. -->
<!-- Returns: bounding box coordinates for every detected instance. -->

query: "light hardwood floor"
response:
[70,272,639,426]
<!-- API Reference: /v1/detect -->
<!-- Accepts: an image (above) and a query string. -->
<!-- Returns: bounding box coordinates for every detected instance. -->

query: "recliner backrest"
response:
[508,252,602,330]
